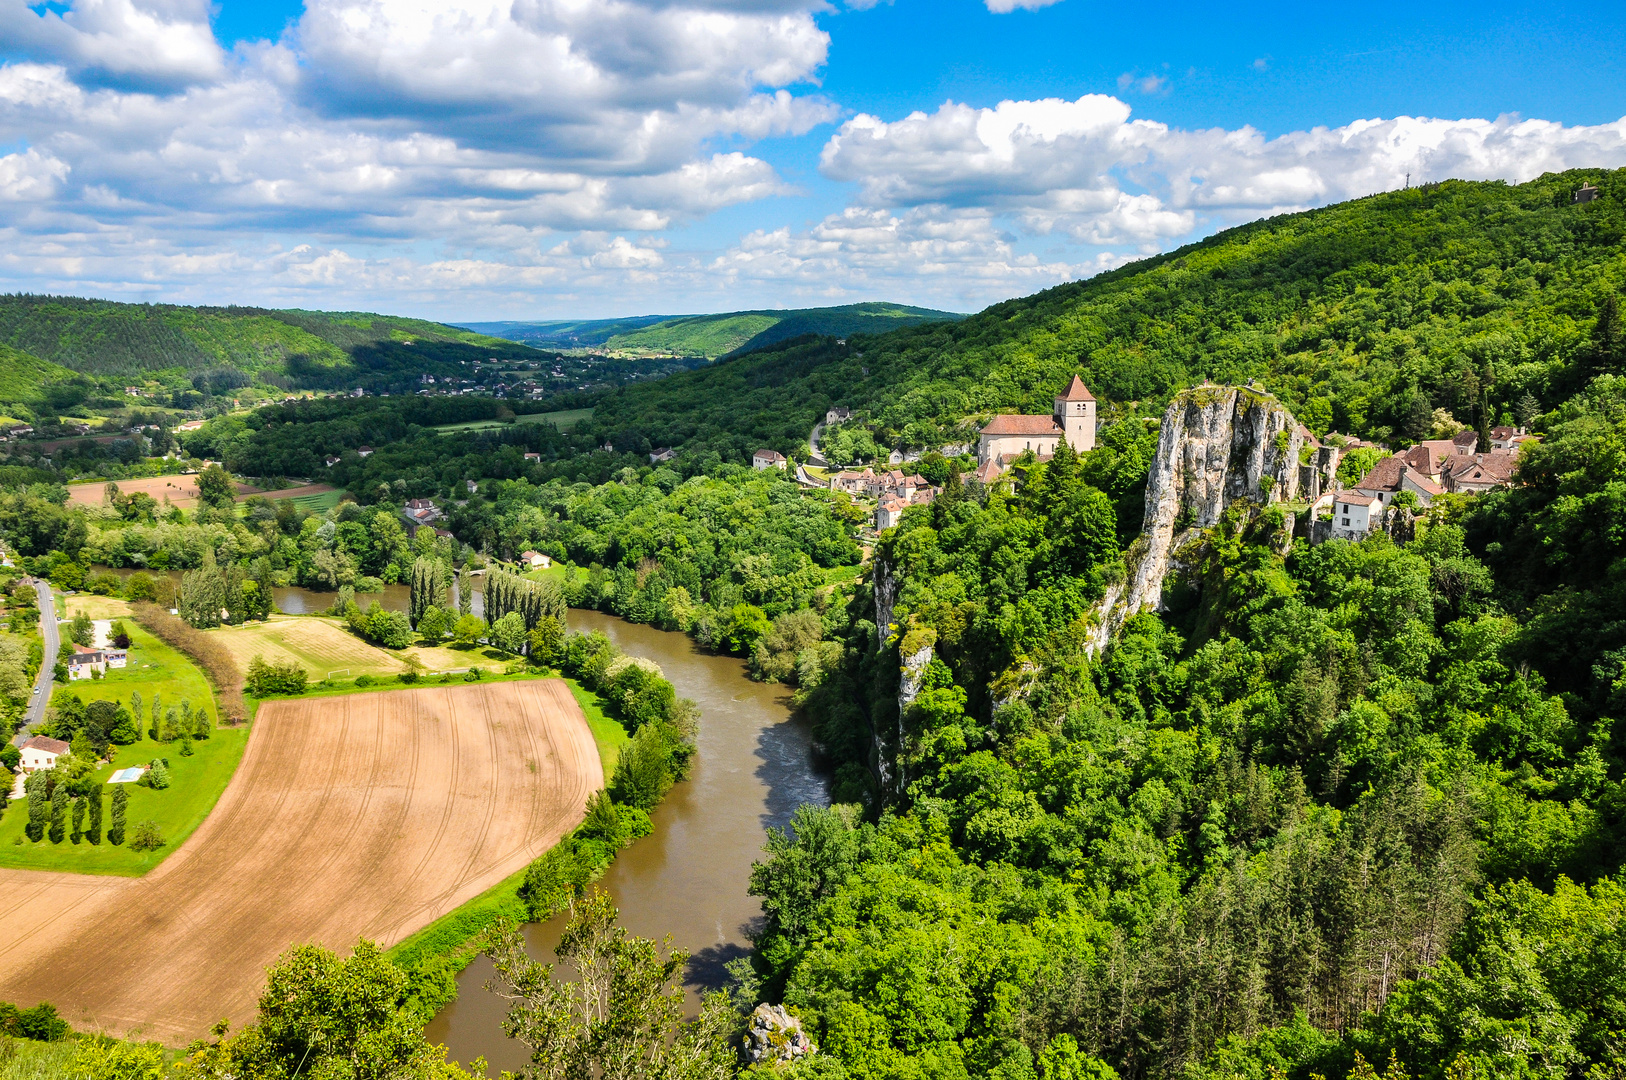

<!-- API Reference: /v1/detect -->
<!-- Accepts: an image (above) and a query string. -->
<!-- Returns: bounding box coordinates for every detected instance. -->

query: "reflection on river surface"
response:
[423,609,829,1075]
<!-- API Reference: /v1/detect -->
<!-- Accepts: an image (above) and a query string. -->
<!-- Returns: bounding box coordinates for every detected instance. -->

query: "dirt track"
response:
[0,681,600,1044]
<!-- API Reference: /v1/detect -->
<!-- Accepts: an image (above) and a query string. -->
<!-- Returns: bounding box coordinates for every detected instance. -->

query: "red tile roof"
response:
[1336,493,1378,507]
[1449,452,1518,485]
[981,414,1063,436]
[1057,375,1095,402]
[22,735,69,755]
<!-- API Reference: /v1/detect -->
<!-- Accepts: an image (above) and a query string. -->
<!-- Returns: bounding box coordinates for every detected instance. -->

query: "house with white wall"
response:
[1331,493,1377,540]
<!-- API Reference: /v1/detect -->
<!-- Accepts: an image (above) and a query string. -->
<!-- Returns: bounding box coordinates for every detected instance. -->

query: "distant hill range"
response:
[460,302,967,359]
[0,295,538,387]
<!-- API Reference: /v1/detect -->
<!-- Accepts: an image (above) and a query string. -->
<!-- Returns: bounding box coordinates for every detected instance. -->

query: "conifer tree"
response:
[109,786,127,846]
[23,770,47,842]
[70,795,85,843]
[48,783,67,844]
[86,789,103,845]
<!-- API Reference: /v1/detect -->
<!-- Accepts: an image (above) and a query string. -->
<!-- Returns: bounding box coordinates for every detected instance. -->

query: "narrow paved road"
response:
[15,578,57,744]
[807,419,828,467]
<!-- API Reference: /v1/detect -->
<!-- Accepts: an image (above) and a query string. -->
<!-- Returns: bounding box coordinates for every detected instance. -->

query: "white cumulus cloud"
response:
[820,94,1626,247]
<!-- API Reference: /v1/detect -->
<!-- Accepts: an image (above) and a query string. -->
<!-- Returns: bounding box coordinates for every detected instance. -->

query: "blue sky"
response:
[0,0,1621,320]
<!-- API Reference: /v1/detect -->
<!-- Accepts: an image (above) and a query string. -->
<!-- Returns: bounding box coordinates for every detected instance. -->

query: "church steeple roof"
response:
[1057,375,1095,402]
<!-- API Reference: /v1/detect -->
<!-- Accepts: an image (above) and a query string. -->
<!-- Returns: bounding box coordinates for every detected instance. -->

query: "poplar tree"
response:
[86,789,103,845]
[458,567,473,616]
[109,786,127,846]
[48,783,67,844]
[23,770,47,842]
[70,795,85,843]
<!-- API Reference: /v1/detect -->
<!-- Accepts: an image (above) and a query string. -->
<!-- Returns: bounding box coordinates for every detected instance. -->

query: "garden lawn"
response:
[0,623,250,875]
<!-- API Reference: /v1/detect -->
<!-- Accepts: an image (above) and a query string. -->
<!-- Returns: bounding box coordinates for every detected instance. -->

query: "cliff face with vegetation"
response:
[586,168,1624,466]
[1088,385,1304,652]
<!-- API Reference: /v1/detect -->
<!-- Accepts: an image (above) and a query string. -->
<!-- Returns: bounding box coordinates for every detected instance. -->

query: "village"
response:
[779,375,1532,539]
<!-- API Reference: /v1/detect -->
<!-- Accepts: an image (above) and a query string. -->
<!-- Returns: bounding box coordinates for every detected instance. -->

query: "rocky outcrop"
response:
[743,1003,815,1066]
[1087,385,1305,654]
[869,559,917,797]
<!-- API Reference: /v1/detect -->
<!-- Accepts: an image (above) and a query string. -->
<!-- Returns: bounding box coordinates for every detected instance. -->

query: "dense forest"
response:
[467,302,965,359]
[0,294,540,388]
[580,168,1624,464]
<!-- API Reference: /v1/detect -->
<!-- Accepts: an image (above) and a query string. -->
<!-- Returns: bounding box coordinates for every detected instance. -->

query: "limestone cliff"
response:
[1087,385,1305,653]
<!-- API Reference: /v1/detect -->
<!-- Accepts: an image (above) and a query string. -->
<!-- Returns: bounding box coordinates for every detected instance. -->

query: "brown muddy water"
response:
[422,609,830,1075]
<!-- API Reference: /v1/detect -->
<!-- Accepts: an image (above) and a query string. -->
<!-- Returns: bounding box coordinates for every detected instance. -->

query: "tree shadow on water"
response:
[684,929,758,993]
[753,700,830,833]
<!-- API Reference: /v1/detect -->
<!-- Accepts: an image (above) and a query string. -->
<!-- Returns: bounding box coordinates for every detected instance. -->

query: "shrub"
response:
[355,674,374,688]
[245,654,308,697]
[124,571,157,602]
[464,667,483,681]
[609,725,675,810]
[128,820,164,852]
[0,1001,70,1041]
[400,670,420,684]
[145,762,170,790]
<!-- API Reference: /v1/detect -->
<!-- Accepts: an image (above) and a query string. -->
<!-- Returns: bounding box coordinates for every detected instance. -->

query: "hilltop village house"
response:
[976,376,1097,471]
[753,449,787,470]
[1330,430,1531,540]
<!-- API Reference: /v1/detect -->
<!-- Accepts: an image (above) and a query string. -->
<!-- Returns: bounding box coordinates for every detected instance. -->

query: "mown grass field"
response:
[433,407,592,434]
[64,595,132,620]
[210,615,409,680]
[0,622,250,875]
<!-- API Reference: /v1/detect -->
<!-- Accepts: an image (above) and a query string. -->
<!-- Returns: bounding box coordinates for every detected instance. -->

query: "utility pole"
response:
[1405,172,1410,189]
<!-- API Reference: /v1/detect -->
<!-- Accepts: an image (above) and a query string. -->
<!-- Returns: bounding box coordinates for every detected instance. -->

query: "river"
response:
[422,609,830,1074]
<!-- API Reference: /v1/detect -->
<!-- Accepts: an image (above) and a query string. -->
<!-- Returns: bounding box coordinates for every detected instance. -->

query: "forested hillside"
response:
[465,302,964,359]
[586,168,1625,460]
[0,295,537,386]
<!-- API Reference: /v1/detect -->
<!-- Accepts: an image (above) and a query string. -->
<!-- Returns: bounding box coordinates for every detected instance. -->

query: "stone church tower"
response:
[1054,375,1096,452]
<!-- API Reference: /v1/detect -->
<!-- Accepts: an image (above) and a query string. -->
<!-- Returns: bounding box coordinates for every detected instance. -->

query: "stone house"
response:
[1331,492,1378,540]
[874,489,937,530]
[753,449,788,470]
[648,447,677,463]
[829,468,877,497]
[1446,452,1519,494]
[1353,456,1443,507]
[825,407,852,425]
[977,376,1096,467]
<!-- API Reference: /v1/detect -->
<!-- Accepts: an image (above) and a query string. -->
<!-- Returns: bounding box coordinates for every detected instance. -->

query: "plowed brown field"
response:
[0,681,600,1044]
